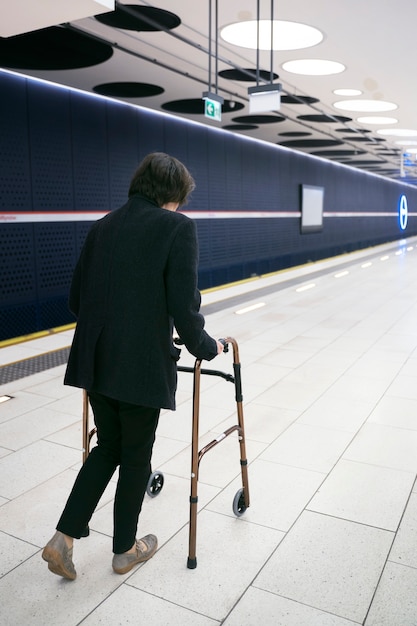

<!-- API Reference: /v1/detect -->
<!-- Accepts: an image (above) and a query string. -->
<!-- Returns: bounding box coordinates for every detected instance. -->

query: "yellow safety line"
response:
[0,323,75,349]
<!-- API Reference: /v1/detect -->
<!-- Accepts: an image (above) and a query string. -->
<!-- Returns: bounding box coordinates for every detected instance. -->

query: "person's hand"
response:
[216,340,225,354]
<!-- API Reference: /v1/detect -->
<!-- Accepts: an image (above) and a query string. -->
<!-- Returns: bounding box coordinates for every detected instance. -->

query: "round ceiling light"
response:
[220,20,323,50]
[333,88,362,96]
[357,116,398,125]
[282,59,345,75]
[334,99,397,112]
[377,128,417,137]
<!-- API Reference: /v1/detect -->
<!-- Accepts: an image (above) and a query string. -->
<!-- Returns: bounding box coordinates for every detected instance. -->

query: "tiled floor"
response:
[1,237,417,625]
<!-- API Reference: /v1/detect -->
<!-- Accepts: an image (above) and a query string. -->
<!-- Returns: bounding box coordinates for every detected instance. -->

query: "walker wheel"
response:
[146,471,164,497]
[232,488,247,517]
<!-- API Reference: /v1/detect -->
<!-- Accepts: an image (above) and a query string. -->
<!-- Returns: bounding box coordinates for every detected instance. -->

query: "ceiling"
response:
[1,0,416,185]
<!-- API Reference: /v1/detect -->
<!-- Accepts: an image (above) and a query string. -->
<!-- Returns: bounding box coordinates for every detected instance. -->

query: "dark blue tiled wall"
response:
[1,71,417,340]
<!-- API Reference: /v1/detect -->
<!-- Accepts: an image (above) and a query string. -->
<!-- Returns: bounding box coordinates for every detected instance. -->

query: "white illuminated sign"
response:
[399,194,408,230]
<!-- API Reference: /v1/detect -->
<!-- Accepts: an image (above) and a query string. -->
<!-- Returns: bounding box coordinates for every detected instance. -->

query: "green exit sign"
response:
[202,91,223,122]
[204,98,221,121]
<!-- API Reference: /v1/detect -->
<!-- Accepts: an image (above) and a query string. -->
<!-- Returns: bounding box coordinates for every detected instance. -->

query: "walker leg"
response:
[187,360,202,569]
[81,390,91,538]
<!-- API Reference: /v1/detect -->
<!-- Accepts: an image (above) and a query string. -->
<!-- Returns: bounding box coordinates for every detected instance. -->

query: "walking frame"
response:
[81,336,250,568]
[178,336,250,569]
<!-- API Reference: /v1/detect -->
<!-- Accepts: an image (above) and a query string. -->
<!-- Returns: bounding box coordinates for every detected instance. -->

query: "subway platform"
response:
[1,238,417,626]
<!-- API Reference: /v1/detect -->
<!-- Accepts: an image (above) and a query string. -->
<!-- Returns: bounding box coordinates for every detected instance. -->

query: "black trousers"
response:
[57,391,160,553]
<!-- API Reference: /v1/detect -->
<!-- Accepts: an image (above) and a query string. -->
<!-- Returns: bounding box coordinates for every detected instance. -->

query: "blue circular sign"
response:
[399,194,408,230]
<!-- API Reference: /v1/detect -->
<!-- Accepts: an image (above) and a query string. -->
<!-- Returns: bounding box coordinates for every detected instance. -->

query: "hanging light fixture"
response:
[248,0,281,113]
[202,0,224,121]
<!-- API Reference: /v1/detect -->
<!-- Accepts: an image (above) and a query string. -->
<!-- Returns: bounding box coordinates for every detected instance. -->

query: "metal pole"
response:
[187,360,202,569]
[208,0,212,91]
[270,0,274,83]
[215,0,219,93]
[256,0,260,86]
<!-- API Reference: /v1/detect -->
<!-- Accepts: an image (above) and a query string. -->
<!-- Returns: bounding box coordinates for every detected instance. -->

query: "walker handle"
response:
[174,336,229,353]
[219,338,229,353]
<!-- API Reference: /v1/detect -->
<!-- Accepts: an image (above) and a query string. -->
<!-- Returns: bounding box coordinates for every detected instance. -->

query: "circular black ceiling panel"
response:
[224,101,245,113]
[93,82,164,97]
[162,99,205,114]
[348,161,383,166]
[0,26,113,70]
[342,136,373,142]
[279,131,311,137]
[336,128,371,133]
[223,124,258,131]
[297,114,352,123]
[310,150,366,157]
[218,68,279,82]
[232,114,284,124]
[281,95,319,105]
[162,98,243,114]
[95,5,181,31]
[279,139,343,148]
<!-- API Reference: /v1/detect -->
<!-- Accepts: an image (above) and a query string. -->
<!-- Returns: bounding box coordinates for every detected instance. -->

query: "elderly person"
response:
[42,152,223,580]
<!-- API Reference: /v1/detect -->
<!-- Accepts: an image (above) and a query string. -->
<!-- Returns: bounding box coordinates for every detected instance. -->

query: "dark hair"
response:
[128,152,196,206]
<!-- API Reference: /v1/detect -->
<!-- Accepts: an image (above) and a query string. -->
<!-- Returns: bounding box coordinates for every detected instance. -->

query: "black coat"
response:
[64,194,218,409]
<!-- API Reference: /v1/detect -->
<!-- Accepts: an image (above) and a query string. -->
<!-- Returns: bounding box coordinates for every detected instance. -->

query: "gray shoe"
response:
[42,531,76,580]
[112,534,158,574]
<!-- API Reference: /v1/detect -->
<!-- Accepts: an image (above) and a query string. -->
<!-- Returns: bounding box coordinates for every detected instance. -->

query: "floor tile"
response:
[45,421,83,450]
[91,473,220,547]
[25,377,75,400]
[45,389,84,418]
[0,406,79,450]
[151,434,190,469]
[0,531,124,626]
[254,379,328,412]
[207,458,325,532]
[0,447,11,459]
[365,561,417,626]
[128,509,283,621]
[387,374,417,401]
[0,440,79,499]
[0,530,38,577]
[214,402,299,445]
[343,423,417,472]
[254,510,393,623]
[82,585,220,625]
[223,587,359,626]
[367,395,417,430]
[0,469,115,547]
[398,356,417,378]
[157,397,232,443]
[0,390,55,425]
[347,354,405,383]
[372,331,417,357]
[240,360,292,387]
[389,492,417,569]
[324,374,388,407]
[198,378,264,413]
[298,393,372,433]
[159,430,266,488]
[258,346,313,369]
[259,423,353,473]
[308,459,415,530]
